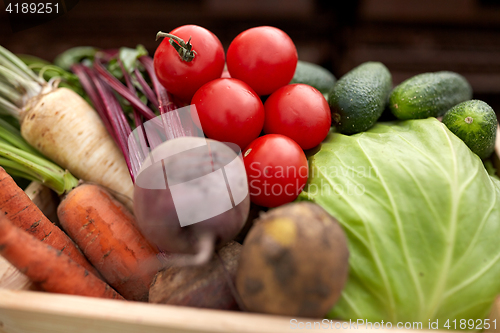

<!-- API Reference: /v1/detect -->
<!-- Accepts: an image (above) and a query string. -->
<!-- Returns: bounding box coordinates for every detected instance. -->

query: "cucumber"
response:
[442,100,497,160]
[389,71,472,120]
[328,62,392,135]
[290,60,336,95]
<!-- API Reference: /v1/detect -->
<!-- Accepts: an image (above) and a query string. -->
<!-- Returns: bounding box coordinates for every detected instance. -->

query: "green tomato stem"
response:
[156,31,197,62]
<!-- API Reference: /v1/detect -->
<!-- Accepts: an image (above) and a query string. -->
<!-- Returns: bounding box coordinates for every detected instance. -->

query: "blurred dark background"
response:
[1,0,500,110]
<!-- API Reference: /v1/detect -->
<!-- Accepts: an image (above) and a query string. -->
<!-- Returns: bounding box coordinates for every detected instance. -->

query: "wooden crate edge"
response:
[0,289,449,333]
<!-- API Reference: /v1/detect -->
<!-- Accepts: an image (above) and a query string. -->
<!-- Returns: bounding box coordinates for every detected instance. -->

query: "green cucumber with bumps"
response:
[328,61,392,135]
[442,100,497,160]
[389,71,472,120]
[290,60,336,96]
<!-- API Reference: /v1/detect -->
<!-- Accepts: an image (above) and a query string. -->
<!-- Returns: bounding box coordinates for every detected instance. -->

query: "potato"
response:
[149,241,241,310]
[236,202,349,318]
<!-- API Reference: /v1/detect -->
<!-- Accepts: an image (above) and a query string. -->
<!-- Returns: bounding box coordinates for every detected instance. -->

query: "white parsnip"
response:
[20,88,134,206]
[0,45,134,210]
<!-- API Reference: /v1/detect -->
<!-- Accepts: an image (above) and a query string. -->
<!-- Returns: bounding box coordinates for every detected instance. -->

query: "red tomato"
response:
[191,78,265,150]
[154,25,225,102]
[243,134,308,207]
[264,84,331,150]
[226,26,298,96]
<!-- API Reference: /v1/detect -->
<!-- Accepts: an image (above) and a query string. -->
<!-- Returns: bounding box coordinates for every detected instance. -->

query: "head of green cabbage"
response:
[298,118,500,328]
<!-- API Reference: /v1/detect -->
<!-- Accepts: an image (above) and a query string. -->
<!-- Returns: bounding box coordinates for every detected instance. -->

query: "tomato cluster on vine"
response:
[154,25,331,208]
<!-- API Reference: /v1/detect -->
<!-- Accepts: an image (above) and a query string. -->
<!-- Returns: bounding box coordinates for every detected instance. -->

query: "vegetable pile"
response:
[0,115,158,301]
[0,22,500,331]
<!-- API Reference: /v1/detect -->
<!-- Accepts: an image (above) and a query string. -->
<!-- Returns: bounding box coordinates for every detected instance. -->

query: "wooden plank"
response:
[205,0,314,19]
[0,289,444,333]
[493,126,500,173]
[348,24,500,48]
[359,0,500,25]
[488,128,500,333]
[0,258,32,291]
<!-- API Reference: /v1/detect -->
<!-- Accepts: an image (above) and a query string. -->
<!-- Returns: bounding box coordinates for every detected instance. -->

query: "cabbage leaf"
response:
[298,118,500,327]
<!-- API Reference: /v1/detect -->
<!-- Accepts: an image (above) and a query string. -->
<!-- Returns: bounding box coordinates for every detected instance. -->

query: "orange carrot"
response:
[0,215,123,300]
[57,184,160,302]
[0,167,100,278]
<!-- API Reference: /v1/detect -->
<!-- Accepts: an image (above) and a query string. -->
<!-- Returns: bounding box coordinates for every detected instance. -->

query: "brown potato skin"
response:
[149,241,241,310]
[236,202,349,318]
